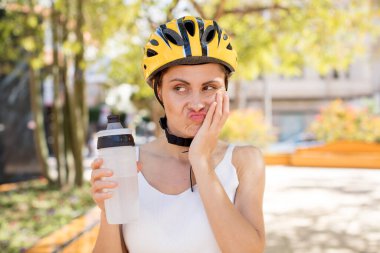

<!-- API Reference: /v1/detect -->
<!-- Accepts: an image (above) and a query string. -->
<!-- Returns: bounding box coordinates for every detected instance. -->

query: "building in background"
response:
[229,41,380,142]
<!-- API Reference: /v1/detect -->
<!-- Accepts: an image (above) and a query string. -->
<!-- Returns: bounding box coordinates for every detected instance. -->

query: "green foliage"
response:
[0,5,44,73]
[220,109,277,148]
[82,0,378,104]
[0,180,94,252]
[308,99,380,143]
[219,0,378,79]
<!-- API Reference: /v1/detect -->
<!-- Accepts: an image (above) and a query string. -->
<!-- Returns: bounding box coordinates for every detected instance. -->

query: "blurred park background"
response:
[1,0,380,252]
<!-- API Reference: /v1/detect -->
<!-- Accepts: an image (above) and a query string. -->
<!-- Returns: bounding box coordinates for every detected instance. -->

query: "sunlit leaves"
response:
[27,15,39,28]
[0,8,43,74]
[21,36,36,51]
[215,0,378,80]
[31,57,44,70]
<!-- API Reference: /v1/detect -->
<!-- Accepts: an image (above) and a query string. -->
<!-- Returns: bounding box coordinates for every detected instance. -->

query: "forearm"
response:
[93,212,126,253]
[194,162,265,253]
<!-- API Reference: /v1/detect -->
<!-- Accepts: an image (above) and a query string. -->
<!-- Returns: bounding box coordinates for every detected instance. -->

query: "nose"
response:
[187,92,206,112]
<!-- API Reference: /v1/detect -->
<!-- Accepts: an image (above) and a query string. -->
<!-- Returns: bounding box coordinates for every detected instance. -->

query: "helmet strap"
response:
[159,116,193,147]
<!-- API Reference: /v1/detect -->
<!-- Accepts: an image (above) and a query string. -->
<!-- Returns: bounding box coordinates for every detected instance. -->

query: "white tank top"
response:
[122,144,239,253]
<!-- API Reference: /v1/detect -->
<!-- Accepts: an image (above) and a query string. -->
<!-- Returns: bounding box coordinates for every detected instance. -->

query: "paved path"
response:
[264,166,380,253]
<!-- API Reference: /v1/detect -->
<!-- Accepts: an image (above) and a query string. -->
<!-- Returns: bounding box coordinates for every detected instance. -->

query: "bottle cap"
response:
[107,115,120,123]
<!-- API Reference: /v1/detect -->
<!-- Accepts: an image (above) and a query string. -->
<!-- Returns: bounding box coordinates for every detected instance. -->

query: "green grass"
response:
[0,179,95,253]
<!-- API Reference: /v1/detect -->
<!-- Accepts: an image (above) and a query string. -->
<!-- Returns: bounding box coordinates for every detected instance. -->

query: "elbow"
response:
[224,237,265,253]
[256,239,266,253]
[255,232,266,253]
[247,232,266,253]
[246,241,265,253]
[247,240,265,253]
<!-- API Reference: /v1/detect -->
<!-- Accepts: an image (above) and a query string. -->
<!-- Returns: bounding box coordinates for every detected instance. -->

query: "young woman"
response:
[91,16,266,253]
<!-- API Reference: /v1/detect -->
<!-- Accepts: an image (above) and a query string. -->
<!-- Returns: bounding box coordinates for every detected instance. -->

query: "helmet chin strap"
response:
[154,78,193,148]
[159,116,195,192]
[159,116,193,147]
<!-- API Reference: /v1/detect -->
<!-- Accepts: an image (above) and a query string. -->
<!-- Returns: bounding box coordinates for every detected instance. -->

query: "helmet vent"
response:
[163,29,184,46]
[147,49,158,57]
[150,39,159,46]
[184,20,195,36]
[226,43,233,50]
[202,26,215,44]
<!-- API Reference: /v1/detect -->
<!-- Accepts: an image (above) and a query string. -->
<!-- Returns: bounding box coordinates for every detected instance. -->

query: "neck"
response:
[157,135,190,162]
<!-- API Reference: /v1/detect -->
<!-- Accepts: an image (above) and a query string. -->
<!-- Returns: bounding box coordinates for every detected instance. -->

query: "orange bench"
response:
[291,141,380,169]
[26,207,100,253]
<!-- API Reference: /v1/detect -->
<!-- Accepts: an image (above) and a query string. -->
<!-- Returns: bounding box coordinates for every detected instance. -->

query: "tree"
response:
[0,1,50,182]
[2,0,377,186]
[47,0,87,187]
[1,0,87,187]
[84,0,378,111]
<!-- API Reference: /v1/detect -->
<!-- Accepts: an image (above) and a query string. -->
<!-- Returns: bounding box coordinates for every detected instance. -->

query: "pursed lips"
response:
[188,111,207,123]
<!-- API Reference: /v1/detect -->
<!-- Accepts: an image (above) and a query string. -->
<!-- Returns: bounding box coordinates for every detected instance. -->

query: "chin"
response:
[185,125,201,137]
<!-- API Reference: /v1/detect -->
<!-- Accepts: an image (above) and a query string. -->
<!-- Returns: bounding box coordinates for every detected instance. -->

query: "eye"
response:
[174,85,187,92]
[203,85,217,91]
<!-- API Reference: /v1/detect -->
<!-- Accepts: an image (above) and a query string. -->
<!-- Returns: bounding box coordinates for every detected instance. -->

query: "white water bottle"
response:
[96,115,139,224]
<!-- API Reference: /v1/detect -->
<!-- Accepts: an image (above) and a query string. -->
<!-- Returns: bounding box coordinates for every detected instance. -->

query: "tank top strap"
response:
[135,146,140,161]
[224,143,235,165]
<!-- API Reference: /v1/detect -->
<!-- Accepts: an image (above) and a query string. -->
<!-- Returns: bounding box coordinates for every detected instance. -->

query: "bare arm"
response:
[192,145,266,253]
[188,91,265,252]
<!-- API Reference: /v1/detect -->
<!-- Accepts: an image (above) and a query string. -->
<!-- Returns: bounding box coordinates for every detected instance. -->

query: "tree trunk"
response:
[51,1,66,186]
[26,0,52,184]
[72,0,86,186]
[29,68,53,184]
[60,0,77,186]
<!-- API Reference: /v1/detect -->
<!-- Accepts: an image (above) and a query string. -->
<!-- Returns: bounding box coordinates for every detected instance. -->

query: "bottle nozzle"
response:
[106,114,124,130]
[107,115,120,123]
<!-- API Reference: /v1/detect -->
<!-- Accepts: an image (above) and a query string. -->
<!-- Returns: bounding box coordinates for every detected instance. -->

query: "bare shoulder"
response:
[138,138,161,156]
[232,145,265,180]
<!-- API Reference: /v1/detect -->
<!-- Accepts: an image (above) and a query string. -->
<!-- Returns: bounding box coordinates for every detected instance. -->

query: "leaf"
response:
[21,37,36,52]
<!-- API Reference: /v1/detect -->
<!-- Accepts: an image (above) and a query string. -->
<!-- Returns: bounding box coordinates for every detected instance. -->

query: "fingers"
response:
[221,92,230,124]
[203,101,217,129]
[92,180,118,193]
[91,168,113,185]
[90,167,117,208]
[93,192,113,203]
[210,91,229,131]
[91,158,103,170]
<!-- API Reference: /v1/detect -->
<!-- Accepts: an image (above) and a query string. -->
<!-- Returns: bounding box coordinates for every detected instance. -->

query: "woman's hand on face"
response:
[90,158,142,212]
[189,90,229,167]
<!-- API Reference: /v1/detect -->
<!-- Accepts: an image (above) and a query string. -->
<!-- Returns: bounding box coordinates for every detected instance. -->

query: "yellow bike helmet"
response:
[142,16,237,87]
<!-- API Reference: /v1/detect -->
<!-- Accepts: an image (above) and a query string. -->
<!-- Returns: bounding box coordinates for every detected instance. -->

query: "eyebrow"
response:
[169,78,222,86]
[169,78,191,85]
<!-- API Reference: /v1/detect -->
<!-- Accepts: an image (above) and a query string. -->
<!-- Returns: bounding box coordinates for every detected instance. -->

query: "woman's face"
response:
[158,63,227,138]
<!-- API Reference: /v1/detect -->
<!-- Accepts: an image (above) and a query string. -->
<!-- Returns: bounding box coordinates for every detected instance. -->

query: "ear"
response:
[157,85,163,102]
[153,79,165,107]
